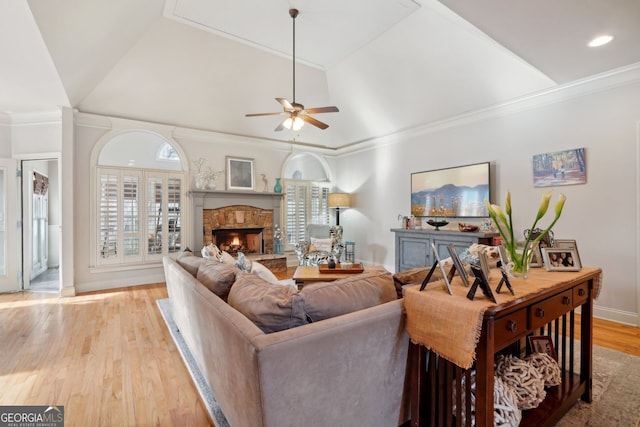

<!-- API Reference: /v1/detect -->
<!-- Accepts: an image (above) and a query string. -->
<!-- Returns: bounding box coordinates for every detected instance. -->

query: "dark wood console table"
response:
[406,267,601,427]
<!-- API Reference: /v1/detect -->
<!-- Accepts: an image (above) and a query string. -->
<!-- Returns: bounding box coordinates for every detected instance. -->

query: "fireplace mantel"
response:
[189,190,285,252]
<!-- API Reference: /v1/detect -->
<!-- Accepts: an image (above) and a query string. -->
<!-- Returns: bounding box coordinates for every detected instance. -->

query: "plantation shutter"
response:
[284,180,329,248]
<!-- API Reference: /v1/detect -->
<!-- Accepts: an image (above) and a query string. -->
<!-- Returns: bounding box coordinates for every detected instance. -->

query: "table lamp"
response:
[327,193,352,226]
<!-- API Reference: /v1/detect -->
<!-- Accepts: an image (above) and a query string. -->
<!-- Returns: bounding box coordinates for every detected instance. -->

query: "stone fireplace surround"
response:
[190,190,285,256]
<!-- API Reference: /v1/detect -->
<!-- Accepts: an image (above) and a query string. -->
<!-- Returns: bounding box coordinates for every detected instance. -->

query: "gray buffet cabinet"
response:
[391,228,498,272]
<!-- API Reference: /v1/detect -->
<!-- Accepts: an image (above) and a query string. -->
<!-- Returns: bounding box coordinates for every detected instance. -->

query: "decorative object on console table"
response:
[426,219,449,231]
[273,177,282,193]
[226,156,254,191]
[485,191,566,279]
[328,192,352,226]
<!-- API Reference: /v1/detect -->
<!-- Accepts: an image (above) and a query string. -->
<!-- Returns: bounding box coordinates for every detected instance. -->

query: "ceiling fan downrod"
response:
[290,8,298,105]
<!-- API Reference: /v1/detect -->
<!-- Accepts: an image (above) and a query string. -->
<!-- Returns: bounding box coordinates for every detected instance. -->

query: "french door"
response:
[0,159,19,293]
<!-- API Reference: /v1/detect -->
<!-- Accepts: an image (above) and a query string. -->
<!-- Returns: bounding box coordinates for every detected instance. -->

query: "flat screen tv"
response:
[411,162,491,218]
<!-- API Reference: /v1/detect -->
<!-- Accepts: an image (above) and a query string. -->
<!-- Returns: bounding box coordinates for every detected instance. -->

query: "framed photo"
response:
[479,251,491,281]
[447,243,469,286]
[555,239,582,267]
[532,147,586,188]
[541,247,581,272]
[226,156,254,191]
[529,244,543,268]
[528,335,557,361]
[432,243,453,295]
[524,228,554,249]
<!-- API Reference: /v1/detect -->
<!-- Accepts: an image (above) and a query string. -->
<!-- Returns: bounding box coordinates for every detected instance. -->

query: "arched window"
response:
[94,131,186,267]
[282,153,332,247]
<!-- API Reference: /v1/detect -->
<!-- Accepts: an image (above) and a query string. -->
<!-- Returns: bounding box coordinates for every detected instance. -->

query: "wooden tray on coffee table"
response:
[318,263,364,274]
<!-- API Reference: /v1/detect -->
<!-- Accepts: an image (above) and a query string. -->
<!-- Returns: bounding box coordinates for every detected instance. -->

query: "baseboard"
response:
[593,306,639,326]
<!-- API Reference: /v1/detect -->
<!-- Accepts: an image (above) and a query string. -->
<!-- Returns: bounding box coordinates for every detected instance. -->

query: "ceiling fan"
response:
[245,8,339,131]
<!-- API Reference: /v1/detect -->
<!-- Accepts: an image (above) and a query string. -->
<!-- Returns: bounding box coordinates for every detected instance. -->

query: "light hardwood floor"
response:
[0,275,638,426]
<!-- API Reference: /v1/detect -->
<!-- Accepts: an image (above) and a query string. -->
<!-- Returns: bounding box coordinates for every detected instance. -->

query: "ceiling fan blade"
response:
[302,115,330,130]
[304,106,339,114]
[274,120,286,131]
[276,98,294,110]
[245,112,285,117]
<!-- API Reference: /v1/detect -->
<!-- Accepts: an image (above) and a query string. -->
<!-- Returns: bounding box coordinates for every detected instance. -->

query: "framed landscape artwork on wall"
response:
[532,148,586,188]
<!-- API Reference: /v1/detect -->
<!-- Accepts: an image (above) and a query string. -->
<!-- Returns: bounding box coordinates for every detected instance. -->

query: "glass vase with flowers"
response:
[485,191,566,279]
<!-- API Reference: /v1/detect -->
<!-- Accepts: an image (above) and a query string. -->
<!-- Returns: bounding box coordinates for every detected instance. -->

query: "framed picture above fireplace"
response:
[226,156,254,191]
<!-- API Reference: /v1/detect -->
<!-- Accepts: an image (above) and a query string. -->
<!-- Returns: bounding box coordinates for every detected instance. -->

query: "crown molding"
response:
[0,109,62,126]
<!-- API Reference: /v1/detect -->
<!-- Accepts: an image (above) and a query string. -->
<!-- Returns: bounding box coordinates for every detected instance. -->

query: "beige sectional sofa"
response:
[163,253,411,427]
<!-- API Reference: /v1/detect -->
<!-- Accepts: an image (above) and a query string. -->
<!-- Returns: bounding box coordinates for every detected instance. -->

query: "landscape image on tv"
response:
[411,162,490,218]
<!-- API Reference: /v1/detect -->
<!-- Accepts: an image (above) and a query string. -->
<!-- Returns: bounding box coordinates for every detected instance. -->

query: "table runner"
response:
[404,267,602,369]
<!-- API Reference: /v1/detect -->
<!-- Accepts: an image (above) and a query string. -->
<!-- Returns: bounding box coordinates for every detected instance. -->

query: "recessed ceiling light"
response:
[588,34,614,47]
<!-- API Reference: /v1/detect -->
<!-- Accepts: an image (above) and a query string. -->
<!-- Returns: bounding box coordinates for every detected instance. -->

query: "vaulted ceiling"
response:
[2,0,640,149]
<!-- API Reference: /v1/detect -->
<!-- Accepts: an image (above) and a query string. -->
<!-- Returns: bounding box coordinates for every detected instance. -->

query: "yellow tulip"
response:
[554,194,566,218]
[535,191,552,222]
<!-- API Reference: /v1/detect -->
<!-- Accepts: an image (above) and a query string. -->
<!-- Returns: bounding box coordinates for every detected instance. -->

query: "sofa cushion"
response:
[301,266,397,322]
[196,260,239,301]
[176,250,205,277]
[228,272,307,333]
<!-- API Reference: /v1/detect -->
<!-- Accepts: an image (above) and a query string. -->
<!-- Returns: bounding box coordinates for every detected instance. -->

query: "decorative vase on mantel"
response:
[273,178,282,193]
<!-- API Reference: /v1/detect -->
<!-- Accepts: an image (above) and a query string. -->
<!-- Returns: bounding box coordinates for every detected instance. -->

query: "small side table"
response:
[344,241,355,262]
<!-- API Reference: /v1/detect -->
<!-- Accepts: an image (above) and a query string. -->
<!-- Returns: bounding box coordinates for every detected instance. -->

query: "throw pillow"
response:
[176,250,205,277]
[228,272,307,333]
[220,250,235,266]
[309,237,332,253]
[201,243,222,261]
[301,266,397,322]
[250,261,279,285]
[235,251,252,272]
[196,260,239,301]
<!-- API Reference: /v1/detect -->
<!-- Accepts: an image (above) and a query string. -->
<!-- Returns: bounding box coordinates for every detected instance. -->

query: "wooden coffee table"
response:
[293,265,362,289]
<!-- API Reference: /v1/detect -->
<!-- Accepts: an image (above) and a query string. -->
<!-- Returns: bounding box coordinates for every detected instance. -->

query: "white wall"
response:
[334,75,640,325]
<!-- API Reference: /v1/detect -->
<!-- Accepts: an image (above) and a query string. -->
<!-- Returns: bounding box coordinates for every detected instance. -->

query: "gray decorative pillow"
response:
[228,272,307,333]
[235,251,252,272]
[176,250,205,277]
[196,260,239,301]
[301,267,396,322]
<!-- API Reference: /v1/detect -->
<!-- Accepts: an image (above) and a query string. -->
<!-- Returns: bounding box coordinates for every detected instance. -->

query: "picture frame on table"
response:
[555,239,582,267]
[447,243,469,286]
[226,156,254,191]
[432,243,453,295]
[529,244,544,268]
[528,335,557,361]
[541,247,581,272]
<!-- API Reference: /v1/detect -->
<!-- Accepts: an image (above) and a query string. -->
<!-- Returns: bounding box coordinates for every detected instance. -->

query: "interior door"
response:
[0,159,19,293]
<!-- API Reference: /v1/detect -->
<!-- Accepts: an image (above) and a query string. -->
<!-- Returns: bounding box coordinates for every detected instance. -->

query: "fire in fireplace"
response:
[212,228,264,254]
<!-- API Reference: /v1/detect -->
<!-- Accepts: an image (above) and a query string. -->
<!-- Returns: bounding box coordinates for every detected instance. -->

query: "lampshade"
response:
[328,193,352,208]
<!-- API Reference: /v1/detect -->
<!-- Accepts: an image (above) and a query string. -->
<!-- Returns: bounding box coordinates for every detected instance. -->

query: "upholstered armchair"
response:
[295,224,344,266]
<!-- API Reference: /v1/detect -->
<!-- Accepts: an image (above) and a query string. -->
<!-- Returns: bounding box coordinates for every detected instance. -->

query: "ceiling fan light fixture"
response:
[588,34,614,47]
[283,115,304,131]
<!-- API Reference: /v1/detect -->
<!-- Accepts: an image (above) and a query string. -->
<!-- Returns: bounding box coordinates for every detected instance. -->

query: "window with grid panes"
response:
[96,166,184,266]
[284,180,330,249]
